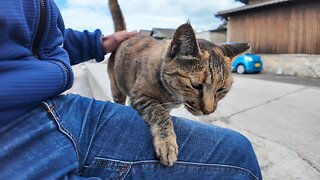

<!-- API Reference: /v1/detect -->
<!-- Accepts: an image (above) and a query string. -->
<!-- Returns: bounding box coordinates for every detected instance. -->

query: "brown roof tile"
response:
[217,0,296,17]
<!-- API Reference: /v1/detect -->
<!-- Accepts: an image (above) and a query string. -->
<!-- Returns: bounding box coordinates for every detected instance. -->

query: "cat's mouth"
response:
[184,103,203,116]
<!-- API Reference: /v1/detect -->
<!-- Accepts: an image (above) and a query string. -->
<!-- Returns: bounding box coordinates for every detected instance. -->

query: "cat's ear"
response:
[218,43,250,61]
[166,23,200,58]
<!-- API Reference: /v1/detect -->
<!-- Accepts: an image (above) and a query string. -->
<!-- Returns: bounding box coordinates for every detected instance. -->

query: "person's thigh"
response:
[50,94,261,179]
[0,103,78,179]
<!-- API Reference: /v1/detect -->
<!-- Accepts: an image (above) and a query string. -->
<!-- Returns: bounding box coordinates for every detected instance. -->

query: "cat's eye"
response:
[217,88,226,93]
[191,83,203,90]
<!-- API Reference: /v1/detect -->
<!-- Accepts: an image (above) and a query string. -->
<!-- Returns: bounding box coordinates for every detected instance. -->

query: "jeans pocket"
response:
[83,157,132,180]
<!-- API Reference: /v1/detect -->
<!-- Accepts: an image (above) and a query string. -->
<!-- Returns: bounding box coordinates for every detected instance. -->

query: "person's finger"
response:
[127,30,139,37]
[119,30,138,39]
[117,31,138,42]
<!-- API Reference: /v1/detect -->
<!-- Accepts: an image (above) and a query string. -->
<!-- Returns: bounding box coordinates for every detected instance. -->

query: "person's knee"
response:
[173,119,256,164]
[225,129,256,160]
[232,131,254,153]
[221,130,261,177]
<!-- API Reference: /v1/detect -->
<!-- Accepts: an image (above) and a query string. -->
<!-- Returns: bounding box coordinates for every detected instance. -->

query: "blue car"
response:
[232,54,263,74]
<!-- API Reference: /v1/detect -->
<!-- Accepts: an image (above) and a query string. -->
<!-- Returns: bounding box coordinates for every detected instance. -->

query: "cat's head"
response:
[161,23,249,115]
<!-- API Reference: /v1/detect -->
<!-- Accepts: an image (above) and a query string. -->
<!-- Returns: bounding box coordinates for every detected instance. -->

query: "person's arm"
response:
[63,29,105,65]
[0,30,138,112]
[63,29,139,65]
[0,59,71,111]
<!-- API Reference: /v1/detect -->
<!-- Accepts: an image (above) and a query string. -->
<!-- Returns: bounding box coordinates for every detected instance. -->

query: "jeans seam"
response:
[85,158,132,179]
[87,158,259,180]
[83,101,109,164]
[41,101,81,173]
[132,160,260,180]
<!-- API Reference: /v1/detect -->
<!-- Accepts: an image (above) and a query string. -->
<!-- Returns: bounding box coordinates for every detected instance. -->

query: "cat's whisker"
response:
[183,110,195,118]
[176,107,195,117]
[185,103,202,114]
[214,110,224,120]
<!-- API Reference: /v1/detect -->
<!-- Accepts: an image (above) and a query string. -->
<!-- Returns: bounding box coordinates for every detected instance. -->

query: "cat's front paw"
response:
[154,135,178,166]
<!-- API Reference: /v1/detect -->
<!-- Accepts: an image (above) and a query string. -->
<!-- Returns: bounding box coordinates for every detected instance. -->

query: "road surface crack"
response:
[226,87,308,119]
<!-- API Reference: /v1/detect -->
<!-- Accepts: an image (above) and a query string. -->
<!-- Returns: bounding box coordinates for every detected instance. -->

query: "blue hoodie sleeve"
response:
[63,28,106,65]
[0,59,68,110]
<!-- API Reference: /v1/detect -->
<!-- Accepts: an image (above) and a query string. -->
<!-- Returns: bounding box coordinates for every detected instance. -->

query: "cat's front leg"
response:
[151,117,178,166]
[131,96,178,166]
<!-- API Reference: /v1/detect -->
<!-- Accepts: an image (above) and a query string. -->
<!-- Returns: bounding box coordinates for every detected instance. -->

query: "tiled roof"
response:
[217,0,296,17]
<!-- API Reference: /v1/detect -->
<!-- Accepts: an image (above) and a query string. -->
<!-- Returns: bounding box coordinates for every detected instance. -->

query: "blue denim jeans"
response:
[0,94,262,179]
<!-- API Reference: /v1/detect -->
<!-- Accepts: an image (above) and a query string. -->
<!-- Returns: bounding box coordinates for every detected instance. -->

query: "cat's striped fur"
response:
[108,0,250,166]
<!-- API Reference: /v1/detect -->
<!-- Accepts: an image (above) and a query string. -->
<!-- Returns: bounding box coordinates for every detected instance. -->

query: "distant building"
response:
[216,0,320,54]
[139,30,151,36]
[196,28,227,43]
[140,27,227,43]
[139,28,175,40]
[150,28,175,39]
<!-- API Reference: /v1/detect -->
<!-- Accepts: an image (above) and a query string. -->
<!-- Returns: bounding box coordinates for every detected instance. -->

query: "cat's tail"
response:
[108,0,126,32]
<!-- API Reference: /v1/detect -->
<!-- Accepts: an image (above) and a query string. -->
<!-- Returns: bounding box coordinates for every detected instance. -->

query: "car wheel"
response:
[236,64,245,74]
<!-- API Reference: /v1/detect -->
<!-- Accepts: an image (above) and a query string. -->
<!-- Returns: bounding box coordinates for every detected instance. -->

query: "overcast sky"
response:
[54,0,244,35]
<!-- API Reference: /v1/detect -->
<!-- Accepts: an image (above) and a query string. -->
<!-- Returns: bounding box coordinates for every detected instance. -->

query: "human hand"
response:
[102,30,138,53]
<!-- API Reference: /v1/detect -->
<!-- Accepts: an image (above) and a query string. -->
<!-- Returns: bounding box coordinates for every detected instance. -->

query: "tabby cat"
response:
[107,0,250,166]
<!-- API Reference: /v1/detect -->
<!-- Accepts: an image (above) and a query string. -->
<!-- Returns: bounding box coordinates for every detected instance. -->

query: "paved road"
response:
[202,74,320,180]
[70,63,320,180]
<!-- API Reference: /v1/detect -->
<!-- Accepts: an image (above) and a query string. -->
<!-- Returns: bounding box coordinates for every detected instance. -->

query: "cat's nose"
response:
[201,104,217,115]
[202,98,217,115]
[202,109,212,115]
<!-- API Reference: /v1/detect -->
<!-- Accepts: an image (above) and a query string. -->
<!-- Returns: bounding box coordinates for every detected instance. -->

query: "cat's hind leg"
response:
[107,54,126,105]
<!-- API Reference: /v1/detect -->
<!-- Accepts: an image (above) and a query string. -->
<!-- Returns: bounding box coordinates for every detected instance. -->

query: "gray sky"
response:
[55,0,244,35]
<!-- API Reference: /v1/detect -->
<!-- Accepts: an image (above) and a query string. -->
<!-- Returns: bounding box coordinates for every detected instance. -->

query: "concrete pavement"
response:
[206,77,320,180]
[235,73,320,88]
[68,62,320,180]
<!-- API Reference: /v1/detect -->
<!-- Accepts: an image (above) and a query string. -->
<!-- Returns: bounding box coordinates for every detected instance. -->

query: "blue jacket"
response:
[0,0,106,125]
